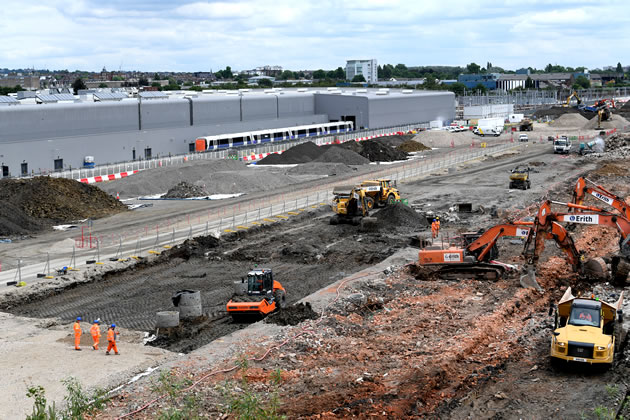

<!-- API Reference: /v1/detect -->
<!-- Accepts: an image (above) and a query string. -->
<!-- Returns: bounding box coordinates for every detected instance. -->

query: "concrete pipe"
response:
[156,311,179,328]
[177,290,202,319]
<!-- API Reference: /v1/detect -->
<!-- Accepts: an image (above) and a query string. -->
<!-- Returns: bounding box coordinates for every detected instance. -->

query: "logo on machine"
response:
[592,192,614,205]
[444,253,462,262]
[517,228,530,238]
[364,186,380,192]
[563,214,599,224]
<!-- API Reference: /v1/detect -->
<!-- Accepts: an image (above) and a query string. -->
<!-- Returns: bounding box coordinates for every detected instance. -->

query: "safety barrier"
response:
[0,139,522,284]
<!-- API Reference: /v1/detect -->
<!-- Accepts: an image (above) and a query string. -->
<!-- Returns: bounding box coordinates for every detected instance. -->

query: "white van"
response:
[553,136,572,154]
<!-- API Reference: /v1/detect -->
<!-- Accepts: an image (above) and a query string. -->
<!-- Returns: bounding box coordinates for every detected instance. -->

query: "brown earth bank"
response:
[0,177,127,237]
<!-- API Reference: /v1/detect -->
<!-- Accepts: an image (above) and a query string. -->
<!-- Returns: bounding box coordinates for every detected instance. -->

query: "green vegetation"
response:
[25,378,107,420]
[218,356,286,420]
[351,74,366,82]
[0,85,24,95]
[71,77,86,94]
[150,370,202,420]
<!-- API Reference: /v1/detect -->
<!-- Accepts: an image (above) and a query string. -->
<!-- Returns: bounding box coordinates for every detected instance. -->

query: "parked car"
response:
[519,134,529,142]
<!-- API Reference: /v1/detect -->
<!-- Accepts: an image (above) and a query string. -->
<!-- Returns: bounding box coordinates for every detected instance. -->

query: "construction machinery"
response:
[330,185,377,227]
[418,222,532,280]
[550,287,624,368]
[226,267,286,319]
[522,200,630,285]
[358,179,401,209]
[565,91,582,107]
[573,177,630,220]
[519,118,533,131]
[509,165,532,190]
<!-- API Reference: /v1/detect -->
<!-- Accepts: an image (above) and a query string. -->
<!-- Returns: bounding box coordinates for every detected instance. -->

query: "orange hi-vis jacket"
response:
[107,329,117,342]
[90,324,100,338]
[73,322,82,336]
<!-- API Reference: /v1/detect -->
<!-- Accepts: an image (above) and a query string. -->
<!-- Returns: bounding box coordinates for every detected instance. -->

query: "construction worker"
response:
[106,324,120,355]
[431,219,438,238]
[73,317,82,351]
[90,320,101,350]
[435,217,441,236]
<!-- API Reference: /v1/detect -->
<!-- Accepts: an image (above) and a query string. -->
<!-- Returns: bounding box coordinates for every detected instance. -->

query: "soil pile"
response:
[163,181,209,198]
[287,162,356,176]
[397,140,431,152]
[550,113,588,128]
[265,302,319,326]
[0,177,126,236]
[375,134,414,148]
[583,113,630,130]
[342,139,408,162]
[313,146,370,165]
[375,203,429,230]
[257,142,322,165]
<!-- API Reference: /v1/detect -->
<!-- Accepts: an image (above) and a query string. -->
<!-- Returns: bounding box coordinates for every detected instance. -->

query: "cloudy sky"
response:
[1,0,628,72]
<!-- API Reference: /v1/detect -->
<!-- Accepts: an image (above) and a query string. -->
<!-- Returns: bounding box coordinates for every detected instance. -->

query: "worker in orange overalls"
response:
[431,219,438,238]
[73,317,82,351]
[90,320,101,350]
[106,324,120,355]
[435,217,441,236]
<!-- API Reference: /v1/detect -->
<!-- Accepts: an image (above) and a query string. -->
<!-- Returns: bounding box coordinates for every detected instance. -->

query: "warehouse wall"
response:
[277,93,315,118]
[368,92,455,127]
[140,98,190,129]
[314,94,369,128]
[241,95,278,121]
[192,96,241,125]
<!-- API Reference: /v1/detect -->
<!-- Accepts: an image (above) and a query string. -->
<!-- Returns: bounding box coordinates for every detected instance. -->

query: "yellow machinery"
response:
[358,179,401,209]
[519,118,533,131]
[550,287,624,367]
[508,165,531,190]
[330,185,377,227]
[565,91,582,107]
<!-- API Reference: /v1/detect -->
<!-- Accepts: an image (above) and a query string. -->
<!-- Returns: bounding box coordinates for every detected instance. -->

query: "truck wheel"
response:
[387,194,396,205]
[274,290,286,309]
[365,197,375,210]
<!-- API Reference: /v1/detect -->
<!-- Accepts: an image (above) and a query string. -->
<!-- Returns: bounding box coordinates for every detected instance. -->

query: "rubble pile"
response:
[265,302,319,326]
[588,133,630,159]
[0,177,126,237]
[163,181,209,198]
[342,139,409,162]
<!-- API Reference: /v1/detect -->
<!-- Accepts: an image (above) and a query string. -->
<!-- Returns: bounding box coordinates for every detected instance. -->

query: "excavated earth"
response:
[0,177,127,237]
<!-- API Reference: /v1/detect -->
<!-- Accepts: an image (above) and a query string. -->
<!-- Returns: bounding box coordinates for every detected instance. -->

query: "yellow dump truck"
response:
[509,165,531,190]
[330,185,376,227]
[358,179,401,209]
[550,287,624,367]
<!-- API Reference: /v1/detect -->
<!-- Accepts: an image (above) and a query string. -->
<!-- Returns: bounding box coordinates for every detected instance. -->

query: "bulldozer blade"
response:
[520,265,543,292]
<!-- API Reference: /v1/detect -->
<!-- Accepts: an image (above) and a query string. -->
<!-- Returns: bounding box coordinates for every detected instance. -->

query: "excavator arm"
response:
[523,221,582,271]
[573,177,630,220]
[466,223,532,262]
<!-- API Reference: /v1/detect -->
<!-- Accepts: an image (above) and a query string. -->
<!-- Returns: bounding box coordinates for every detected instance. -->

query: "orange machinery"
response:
[573,177,630,220]
[226,268,286,319]
[418,223,532,280]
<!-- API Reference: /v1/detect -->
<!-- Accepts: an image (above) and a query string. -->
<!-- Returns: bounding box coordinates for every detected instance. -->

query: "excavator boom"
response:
[573,177,630,220]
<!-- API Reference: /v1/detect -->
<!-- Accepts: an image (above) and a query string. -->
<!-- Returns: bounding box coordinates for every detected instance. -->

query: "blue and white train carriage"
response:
[194,121,353,152]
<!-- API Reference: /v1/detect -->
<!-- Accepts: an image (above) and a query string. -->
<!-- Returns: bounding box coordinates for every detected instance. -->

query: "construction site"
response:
[1,99,630,419]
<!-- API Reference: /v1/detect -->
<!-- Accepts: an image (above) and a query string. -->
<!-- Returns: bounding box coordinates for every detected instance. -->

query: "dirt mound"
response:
[592,162,629,176]
[257,141,322,165]
[583,113,630,130]
[397,140,431,152]
[313,145,370,165]
[376,203,429,230]
[342,139,409,162]
[163,181,209,198]
[265,302,319,326]
[287,162,356,176]
[375,134,414,148]
[0,177,127,237]
[550,113,588,128]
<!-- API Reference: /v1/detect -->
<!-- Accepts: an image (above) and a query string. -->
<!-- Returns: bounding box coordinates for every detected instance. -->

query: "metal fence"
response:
[48,122,431,181]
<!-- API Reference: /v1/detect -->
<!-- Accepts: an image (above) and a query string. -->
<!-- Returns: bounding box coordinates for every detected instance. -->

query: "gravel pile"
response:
[97,159,299,197]
[586,133,630,159]
[287,162,356,176]
[550,113,588,128]
[0,177,127,237]
[583,114,630,130]
[163,181,209,198]
[357,140,409,162]
[375,203,429,230]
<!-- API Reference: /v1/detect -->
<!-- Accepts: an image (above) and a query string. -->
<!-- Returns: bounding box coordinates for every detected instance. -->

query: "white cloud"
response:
[0,0,628,71]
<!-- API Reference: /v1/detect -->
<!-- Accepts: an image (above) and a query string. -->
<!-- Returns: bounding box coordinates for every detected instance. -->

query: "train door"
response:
[144,147,152,159]
[1,165,8,177]
[54,158,63,171]
[21,162,28,176]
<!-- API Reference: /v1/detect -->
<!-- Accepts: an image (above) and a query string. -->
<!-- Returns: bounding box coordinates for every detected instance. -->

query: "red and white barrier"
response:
[79,170,139,184]
[242,151,283,162]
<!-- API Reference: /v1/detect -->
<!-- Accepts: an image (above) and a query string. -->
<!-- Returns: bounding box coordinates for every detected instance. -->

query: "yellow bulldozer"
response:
[358,179,401,209]
[330,185,377,227]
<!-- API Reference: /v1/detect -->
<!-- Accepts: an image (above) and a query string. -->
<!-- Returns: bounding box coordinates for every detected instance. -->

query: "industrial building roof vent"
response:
[402,89,414,94]
[297,88,308,92]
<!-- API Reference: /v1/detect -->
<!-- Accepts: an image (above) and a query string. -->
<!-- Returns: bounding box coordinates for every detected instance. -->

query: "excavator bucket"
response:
[359,216,378,231]
[519,264,543,291]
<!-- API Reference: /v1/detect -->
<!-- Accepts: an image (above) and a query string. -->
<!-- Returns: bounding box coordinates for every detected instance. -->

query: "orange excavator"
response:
[523,200,630,285]
[573,177,630,220]
[418,222,533,280]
